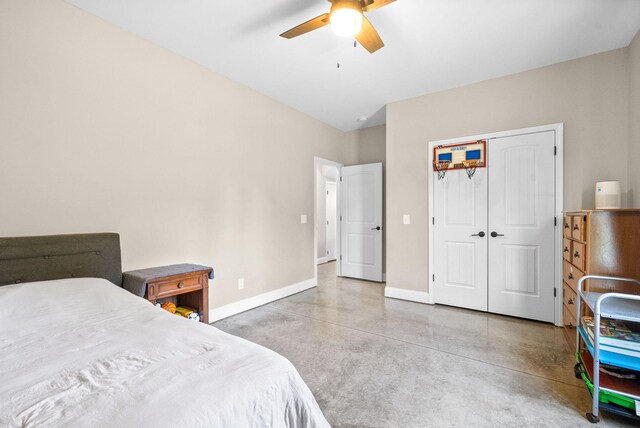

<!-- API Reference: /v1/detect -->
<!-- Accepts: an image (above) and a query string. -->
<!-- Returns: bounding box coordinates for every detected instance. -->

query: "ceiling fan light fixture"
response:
[330,2,363,37]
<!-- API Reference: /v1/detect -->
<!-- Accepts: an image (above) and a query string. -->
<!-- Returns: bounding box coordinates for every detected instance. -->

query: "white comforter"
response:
[0,278,329,428]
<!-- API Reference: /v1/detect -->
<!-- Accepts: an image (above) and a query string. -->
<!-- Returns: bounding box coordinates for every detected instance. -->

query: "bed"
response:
[0,233,329,427]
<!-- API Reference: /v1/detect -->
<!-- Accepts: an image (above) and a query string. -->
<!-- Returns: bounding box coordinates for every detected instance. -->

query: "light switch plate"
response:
[238,278,245,290]
[403,214,411,225]
[301,214,307,224]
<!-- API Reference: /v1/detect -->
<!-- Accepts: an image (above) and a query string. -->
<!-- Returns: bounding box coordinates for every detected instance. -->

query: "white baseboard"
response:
[316,257,327,265]
[210,278,316,322]
[384,286,432,304]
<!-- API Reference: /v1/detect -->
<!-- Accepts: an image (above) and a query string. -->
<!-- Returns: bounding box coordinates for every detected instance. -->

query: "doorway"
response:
[428,124,564,325]
[315,160,340,266]
[314,157,384,283]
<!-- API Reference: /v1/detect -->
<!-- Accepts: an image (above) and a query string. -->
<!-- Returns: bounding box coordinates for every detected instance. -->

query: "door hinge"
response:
[432,217,435,225]
[327,220,329,225]
[554,146,557,156]
[554,217,557,226]
[340,215,342,221]
[340,255,342,260]
[327,191,329,195]
[432,274,435,282]
[327,250,329,255]
[554,287,557,297]
[340,177,342,182]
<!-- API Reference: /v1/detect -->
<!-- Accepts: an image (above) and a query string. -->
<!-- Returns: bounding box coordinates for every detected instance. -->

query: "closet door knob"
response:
[490,231,504,238]
[470,231,485,237]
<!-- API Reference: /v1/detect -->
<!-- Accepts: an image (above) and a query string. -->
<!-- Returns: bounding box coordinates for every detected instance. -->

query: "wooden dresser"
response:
[562,209,640,348]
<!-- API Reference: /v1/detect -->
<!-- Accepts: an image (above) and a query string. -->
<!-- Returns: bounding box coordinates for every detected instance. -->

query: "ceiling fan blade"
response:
[355,16,384,53]
[361,0,396,13]
[280,13,330,39]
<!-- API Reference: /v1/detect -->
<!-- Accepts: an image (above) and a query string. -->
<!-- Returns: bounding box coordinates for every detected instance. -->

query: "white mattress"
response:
[0,278,329,427]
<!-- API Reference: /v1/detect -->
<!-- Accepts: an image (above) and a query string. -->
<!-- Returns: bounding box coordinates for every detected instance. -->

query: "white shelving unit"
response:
[575,274,640,423]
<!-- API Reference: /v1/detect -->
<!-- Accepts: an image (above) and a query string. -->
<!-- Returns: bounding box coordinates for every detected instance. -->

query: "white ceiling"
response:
[66,0,640,131]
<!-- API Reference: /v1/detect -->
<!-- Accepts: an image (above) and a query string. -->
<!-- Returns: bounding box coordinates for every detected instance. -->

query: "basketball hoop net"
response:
[462,160,479,179]
[435,161,450,180]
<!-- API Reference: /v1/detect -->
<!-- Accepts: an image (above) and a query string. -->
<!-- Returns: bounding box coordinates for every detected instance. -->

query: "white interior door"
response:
[487,131,556,322]
[340,163,383,281]
[325,181,337,261]
[433,167,488,311]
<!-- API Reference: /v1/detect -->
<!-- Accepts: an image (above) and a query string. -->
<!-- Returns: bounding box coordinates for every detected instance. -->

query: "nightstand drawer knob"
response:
[177,282,185,289]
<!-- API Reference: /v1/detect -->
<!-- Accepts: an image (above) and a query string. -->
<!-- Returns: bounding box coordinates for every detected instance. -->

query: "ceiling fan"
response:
[279,0,396,53]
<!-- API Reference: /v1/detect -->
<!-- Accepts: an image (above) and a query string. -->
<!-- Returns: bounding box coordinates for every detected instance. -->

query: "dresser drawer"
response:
[563,302,577,350]
[563,238,572,261]
[156,274,203,298]
[563,260,584,292]
[563,302,577,329]
[571,215,586,241]
[563,215,572,238]
[571,241,586,271]
[563,282,577,309]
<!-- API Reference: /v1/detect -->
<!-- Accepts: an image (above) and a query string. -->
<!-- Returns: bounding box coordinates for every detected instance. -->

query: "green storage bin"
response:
[575,353,637,412]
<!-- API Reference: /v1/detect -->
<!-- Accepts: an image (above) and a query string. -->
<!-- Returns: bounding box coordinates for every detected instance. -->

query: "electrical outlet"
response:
[403,214,411,225]
[238,278,245,290]
[300,214,307,224]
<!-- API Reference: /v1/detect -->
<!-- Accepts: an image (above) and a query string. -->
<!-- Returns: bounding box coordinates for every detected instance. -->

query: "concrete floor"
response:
[214,262,635,427]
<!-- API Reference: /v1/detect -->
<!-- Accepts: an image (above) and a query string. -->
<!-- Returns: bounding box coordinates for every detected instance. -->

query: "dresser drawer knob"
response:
[564,247,569,253]
[177,282,185,289]
[568,297,574,305]
[574,251,580,258]
[564,223,570,229]
[568,273,574,280]
[573,224,579,230]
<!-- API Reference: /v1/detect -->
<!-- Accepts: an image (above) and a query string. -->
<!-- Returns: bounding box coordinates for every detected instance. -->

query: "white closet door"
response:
[487,131,556,323]
[433,167,488,311]
[340,163,383,282]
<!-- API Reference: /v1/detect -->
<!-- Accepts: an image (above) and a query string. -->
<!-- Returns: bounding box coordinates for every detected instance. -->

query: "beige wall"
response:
[386,49,630,293]
[630,31,640,208]
[0,0,359,308]
[350,125,387,167]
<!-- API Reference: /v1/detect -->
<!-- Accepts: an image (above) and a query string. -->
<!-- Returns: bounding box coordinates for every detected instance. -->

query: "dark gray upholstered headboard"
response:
[0,233,122,287]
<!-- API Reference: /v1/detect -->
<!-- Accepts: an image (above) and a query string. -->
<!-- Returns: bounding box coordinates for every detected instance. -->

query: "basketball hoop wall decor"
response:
[433,140,487,180]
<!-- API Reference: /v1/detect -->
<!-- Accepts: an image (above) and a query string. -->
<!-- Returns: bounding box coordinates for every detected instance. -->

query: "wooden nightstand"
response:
[123,264,213,324]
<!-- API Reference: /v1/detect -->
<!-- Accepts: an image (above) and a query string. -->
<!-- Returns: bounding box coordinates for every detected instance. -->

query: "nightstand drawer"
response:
[156,275,203,297]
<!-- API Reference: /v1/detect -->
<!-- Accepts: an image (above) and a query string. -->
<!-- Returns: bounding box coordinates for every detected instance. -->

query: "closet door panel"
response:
[487,131,556,323]
[433,166,488,311]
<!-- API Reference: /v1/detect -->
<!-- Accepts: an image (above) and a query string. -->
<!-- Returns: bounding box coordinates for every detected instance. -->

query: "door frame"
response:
[325,181,338,262]
[314,157,343,283]
[427,123,564,326]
